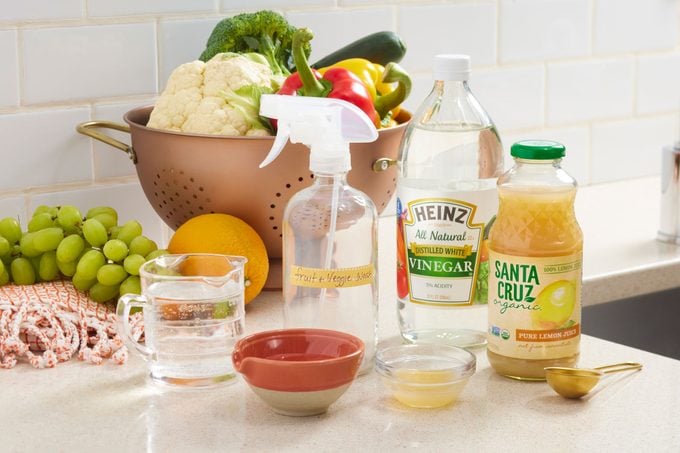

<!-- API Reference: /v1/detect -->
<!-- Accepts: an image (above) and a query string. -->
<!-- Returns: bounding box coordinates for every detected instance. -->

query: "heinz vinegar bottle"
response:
[396,54,504,347]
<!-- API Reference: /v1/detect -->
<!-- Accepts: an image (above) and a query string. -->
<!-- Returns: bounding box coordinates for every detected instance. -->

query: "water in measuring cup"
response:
[144,280,244,388]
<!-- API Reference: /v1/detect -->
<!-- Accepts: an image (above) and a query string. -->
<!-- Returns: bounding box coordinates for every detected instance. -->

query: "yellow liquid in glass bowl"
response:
[385,369,469,408]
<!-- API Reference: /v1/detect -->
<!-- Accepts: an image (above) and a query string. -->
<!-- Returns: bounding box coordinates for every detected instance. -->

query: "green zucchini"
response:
[311,31,407,68]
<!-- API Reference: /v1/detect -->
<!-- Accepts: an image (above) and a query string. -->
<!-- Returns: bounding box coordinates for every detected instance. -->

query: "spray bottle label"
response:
[397,187,497,306]
[290,264,375,288]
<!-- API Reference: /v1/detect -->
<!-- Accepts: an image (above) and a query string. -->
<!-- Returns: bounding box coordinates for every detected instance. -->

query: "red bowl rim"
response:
[233,328,364,364]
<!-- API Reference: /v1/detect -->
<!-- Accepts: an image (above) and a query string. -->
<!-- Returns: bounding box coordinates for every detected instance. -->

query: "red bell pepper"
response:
[277,28,380,127]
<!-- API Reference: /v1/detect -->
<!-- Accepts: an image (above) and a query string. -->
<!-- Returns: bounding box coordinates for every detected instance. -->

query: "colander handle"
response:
[76,120,137,163]
[372,157,397,172]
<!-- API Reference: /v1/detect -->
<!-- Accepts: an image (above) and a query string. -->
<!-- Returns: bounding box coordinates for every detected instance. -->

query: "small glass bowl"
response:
[375,343,476,408]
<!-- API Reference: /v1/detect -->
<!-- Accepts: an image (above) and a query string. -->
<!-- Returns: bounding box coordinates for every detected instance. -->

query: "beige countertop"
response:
[1,176,679,451]
[577,176,680,304]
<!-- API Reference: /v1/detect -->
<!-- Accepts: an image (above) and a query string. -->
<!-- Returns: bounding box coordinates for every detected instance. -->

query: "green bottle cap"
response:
[511,140,566,159]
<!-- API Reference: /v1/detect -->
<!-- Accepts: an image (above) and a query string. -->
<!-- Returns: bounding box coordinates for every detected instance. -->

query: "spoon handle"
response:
[594,362,643,374]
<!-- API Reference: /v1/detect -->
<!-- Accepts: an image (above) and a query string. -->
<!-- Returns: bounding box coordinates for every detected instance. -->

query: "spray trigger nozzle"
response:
[258,95,378,173]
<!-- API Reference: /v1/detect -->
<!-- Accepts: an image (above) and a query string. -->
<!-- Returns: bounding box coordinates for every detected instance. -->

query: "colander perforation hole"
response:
[286,184,291,188]
[269,216,274,220]
[183,185,188,190]
[156,174,160,179]
[275,193,281,197]
[270,204,275,209]
[298,177,303,182]
[161,190,166,195]
[153,181,157,186]
[273,226,278,230]
[199,187,204,192]
[190,177,195,182]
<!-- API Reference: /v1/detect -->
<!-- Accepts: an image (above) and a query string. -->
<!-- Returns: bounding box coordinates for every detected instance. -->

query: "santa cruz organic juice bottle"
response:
[487,141,582,380]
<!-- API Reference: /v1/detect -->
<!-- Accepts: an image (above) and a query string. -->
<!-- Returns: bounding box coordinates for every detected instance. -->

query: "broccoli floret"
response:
[199,10,311,76]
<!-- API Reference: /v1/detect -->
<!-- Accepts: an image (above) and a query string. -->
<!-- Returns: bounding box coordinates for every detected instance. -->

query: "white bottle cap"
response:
[433,54,470,81]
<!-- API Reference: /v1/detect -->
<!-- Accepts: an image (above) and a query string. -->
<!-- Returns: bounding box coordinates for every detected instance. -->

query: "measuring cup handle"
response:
[595,362,643,374]
[116,294,153,359]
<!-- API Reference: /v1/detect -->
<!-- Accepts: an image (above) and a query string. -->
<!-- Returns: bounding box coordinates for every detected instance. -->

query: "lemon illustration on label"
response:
[531,280,576,329]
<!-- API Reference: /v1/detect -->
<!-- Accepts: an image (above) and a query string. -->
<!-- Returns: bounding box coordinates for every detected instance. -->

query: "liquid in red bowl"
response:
[232,328,364,393]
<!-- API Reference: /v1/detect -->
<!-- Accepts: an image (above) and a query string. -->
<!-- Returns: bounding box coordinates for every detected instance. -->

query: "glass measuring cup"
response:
[117,254,247,389]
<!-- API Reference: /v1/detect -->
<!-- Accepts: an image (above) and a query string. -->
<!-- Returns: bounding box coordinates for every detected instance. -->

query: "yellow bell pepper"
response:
[319,58,411,127]
[319,58,382,99]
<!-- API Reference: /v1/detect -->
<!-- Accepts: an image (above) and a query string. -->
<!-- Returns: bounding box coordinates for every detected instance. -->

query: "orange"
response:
[168,214,269,304]
[180,255,234,277]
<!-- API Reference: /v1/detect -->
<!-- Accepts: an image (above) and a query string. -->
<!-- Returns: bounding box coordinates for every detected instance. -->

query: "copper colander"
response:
[77,106,408,284]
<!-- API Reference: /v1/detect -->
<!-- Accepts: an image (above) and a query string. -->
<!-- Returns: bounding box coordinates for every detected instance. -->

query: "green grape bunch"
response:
[0,204,168,303]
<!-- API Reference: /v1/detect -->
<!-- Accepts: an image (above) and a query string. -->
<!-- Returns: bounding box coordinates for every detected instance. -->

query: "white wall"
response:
[1,0,679,242]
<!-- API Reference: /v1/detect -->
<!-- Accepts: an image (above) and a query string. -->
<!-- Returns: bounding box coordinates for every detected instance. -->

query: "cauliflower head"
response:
[147,53,278,136]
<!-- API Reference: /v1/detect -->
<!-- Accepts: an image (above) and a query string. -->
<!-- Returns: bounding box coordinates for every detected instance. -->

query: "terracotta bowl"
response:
[232,328,364,416]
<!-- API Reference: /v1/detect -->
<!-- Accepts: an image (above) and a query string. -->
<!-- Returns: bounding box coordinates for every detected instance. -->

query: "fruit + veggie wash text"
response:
[487,140,583,381]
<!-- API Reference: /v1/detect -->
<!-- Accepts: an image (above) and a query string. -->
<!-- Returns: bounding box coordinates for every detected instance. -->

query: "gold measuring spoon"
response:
[544,362,643,399]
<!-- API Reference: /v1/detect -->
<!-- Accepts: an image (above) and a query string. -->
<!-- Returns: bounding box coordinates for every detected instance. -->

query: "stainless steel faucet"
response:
[658,144,680,245]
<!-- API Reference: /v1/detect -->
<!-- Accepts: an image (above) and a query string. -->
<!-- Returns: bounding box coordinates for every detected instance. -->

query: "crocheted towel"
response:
[0,281,143,369]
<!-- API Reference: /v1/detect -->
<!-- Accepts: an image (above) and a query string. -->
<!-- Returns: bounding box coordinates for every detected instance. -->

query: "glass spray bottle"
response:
[259,95,379,374]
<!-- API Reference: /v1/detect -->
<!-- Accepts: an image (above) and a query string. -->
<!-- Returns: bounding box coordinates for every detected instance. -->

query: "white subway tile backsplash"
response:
[0,30,19,107]
[499,0,589,63]
[0,108,92,191]
[0,196,27,226]
[398,4,496,73]
[403,74,433,115]
[547,59,634,126]
[222,0,332,9]
[159,18,221,88]
[87,0,215,17]
[637,54,680,115]
[22,24,157,104]
[503,126,590,185]
[286,8,393,64]
[28,183,165,244]
[594,0,677,55]
[1,0,679,217]
[590,116,676,184]
[91,100,154,180]
[473,66,544,130]
[0,0,82,22]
